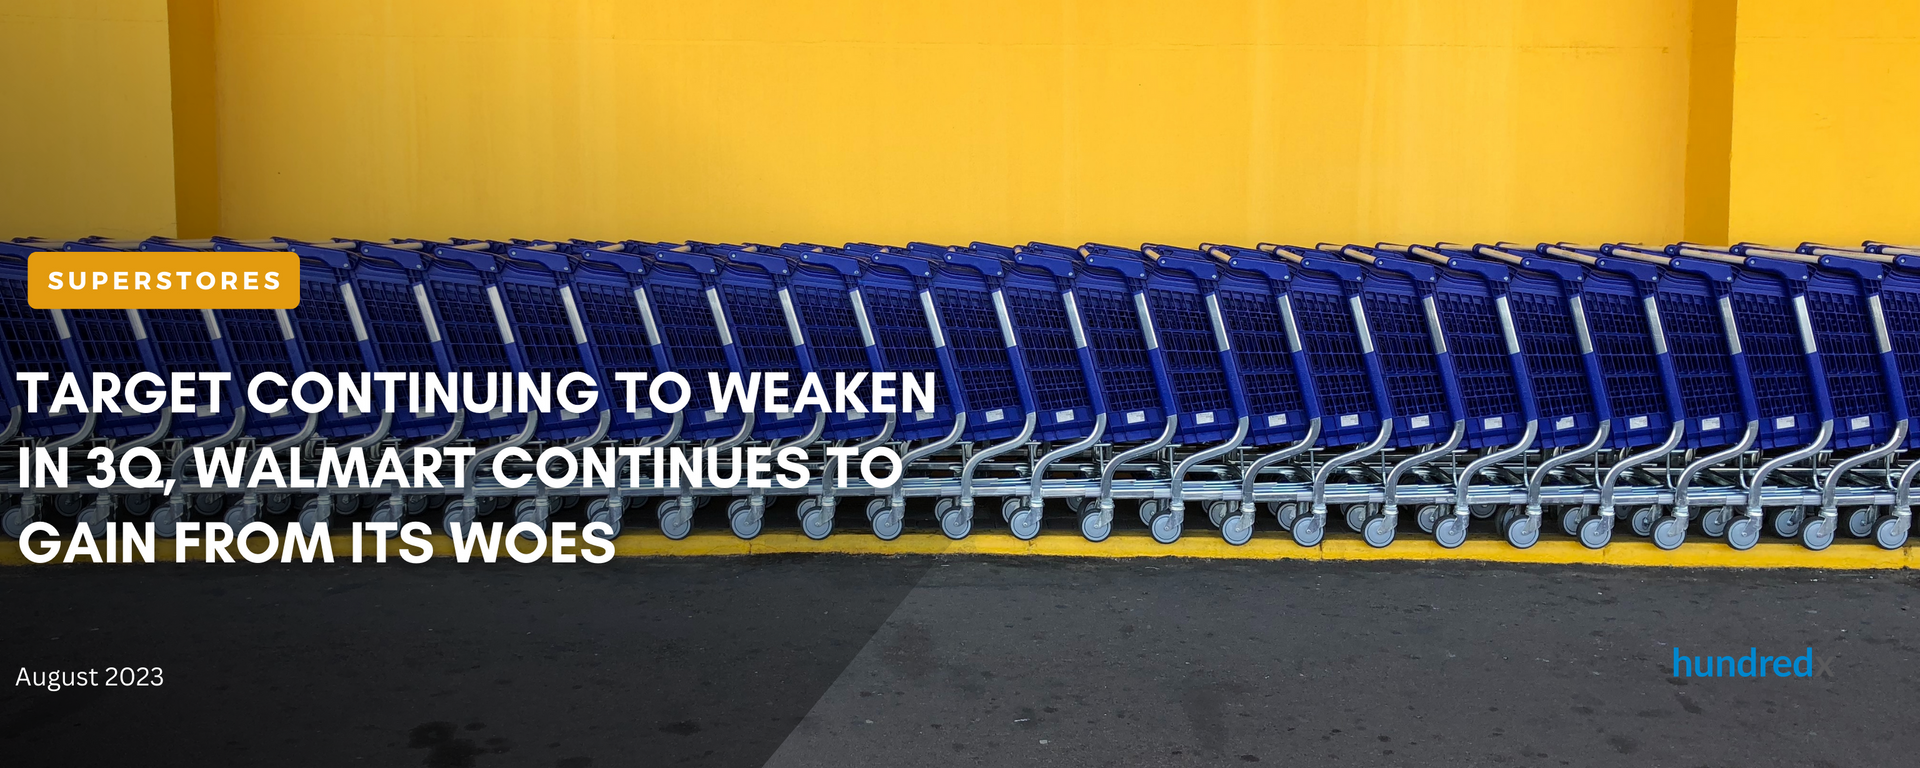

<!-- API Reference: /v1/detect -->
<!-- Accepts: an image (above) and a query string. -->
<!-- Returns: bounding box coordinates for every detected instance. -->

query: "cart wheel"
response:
[1079,509,1111,543]
[1148,510,1181,544]
[1290,513,1324,547]
[192,494,225,516]
[1505,513,1540,549]
[1846,508,1876,538]
[221,502,256,530]
[1207,500,1231,527]
[335,494,363,515]
[1725,515,1761,551]
[657,499,692,541]
[1220,512,1253,546]
[798,498,833,540]
[263,493,293,515]
[1468,504,1497,520]
[1800,515,1834,551]
[728,498,761,540]
[442,500,478,538]
[54,494,86,517]
[584,498,622,533]
[1771,507,1804,539]
[298,498,330,534]
[872,503,903,541]
[939,502,971,540]
[1344,503,1370,533]
[1415,504,1443,534]
[122,494,155,517]
[1434,515,1468,549]
[1009,506,1042,541]
[78,503,111,538]
[1700,506,1731,538]
[512,499,545,540]
[1362,514,1396,548]
[1065,496,1088,515]
[373,498,406,527]
[404,495,430,516]
[1629,506,1656,537]
[1269,502,1300,531]
[1001,497,1025,523]
[1874,515,1909,550]
[1560,506,1587,537]
[1136,499,1162,527]
[1578,515,1612,549]
[1651,516,1686,551]
[153,505,181,539]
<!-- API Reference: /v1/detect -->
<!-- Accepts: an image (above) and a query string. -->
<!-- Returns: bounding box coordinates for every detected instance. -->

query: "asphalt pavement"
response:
[3,556,1916,767]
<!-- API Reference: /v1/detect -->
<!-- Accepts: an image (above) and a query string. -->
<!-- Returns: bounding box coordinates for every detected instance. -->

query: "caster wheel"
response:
[1344,503,1370,533]
[657,500,692,541]
[1506,514,1541,549]
[1700,506,1731,538]
[798,498,834,540]
[1846,508,1875,538]
[53,494,86,517]
[1874,515,1909,550]
[373,499,406,526]
[1065,497,1088,515]
[192,494,225,516]
[511,500,545,541]
[298,498,330,534]
[1137,499,1163,527]
[1494,507,1515,532]
[1148,510,1181,544]
[1270,502,1300,531]
[152,506,181,539]
[864,498,888,523]
[728,499,762,540]
[1469,504,1497,520]
[1578,515,1612,549]
[1630,506,1656,537]
[122,494,155,517]
[1291,513,1325,547]
[1560,506,1588,537]
[1002,497,1025,523]
[1220,512,1253,546]
[1652,516,1687,551]
[263,493,293,515]
[222,504,257,530]
[871,503,903,541]
[1207,500,1232,527]
[442,500,478,538]
[1800,516,1835,551]
[3,506,31,538]
[939,505,972,540]
[78,505,111,538]
[584,498,622,533]
[1009,505,1041,541]
[404,496,430,516]
[1772,507,1804,539]
[1726,515,1761,551]
[1434,515,1468,549]
[1415,504,1442,535]
[1080,510,1111,543]
[1362,514,1396,548]
[335,494,363,515]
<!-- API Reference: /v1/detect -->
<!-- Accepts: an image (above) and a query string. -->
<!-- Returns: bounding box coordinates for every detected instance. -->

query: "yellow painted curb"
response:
[1,529,1912,569]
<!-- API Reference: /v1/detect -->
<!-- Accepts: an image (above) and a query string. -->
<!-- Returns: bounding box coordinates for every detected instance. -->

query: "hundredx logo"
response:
[1670,647,1835,679]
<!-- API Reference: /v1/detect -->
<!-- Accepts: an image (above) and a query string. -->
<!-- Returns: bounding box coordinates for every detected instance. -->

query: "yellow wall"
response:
[213,0,1694,246]
[0,0,176,239]
[1728,0,1920,246]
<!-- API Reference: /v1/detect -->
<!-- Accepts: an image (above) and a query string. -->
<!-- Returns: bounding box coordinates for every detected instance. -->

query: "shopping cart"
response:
[1716,244,1903,550]
[0,242,103,537]
[1531,245,1686,548]
[1198,245,1323,545]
